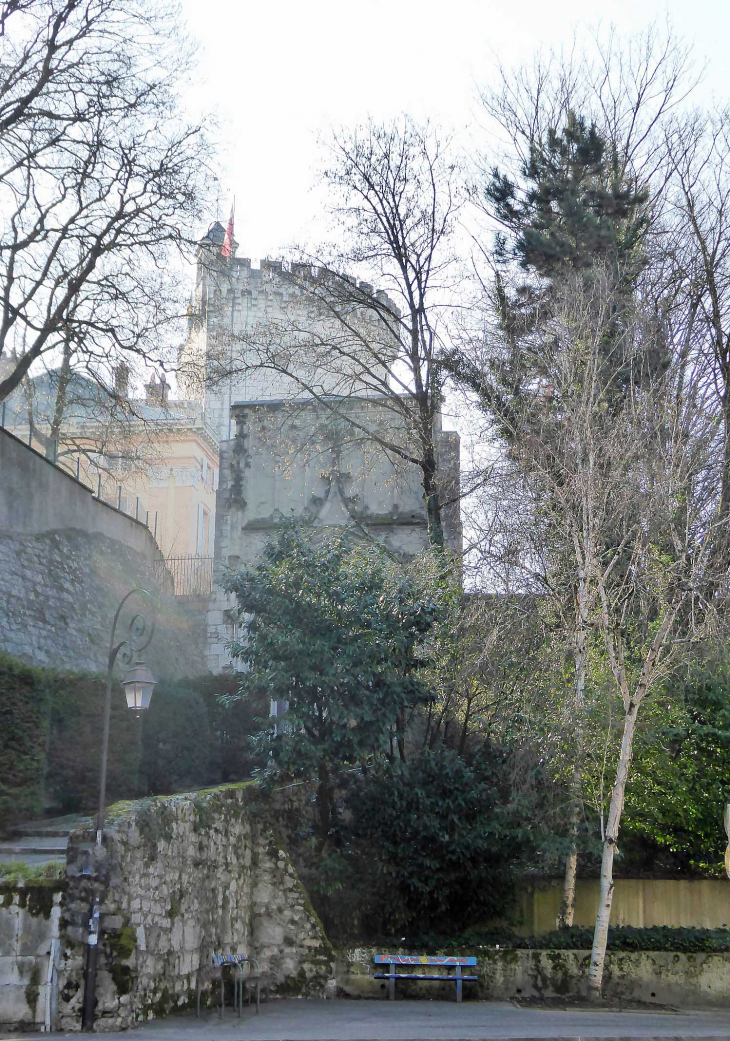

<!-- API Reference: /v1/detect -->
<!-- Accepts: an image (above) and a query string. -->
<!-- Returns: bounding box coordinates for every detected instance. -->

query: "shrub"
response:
[347,747,527,934]
[391,925,730,953]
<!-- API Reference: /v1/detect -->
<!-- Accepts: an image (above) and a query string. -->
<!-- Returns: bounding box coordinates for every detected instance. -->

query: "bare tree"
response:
[660,110,730,553]
[465,23,704,927]
[0,0,214,405]
[197,117,462,549]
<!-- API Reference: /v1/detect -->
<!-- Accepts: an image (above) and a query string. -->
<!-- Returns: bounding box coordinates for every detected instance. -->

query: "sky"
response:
[179,0,730,262]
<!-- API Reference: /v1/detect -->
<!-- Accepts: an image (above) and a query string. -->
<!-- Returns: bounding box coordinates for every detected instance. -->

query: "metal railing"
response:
[158,555,213,596]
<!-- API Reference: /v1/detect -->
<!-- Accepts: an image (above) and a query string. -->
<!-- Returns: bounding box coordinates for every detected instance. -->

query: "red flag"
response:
[222,201,235,257]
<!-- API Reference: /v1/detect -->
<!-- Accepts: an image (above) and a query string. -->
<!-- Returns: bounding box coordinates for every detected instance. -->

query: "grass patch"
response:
[0,858,65,884]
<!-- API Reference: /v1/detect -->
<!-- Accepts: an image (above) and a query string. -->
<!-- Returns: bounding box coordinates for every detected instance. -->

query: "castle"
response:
[179,220,461,671]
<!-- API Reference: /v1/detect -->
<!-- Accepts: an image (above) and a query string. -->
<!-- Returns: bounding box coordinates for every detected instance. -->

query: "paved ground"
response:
[11,999,730,1041]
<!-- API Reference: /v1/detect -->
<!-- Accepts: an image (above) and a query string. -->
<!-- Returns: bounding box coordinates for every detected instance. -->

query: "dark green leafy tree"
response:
[487,111,649,279]
[347,746,531,933]
[224,525,443,848]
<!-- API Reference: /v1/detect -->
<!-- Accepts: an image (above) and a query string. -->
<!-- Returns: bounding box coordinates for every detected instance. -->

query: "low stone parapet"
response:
[0,881,65,1030]
[336,945,730,1008]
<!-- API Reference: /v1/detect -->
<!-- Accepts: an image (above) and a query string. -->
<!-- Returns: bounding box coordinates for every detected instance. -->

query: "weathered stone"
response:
[54,785,333,1031]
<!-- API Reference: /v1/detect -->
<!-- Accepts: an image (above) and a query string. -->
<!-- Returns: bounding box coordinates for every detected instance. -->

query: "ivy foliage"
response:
[392,925,730,953]
[139,674,267,795]
[0,653,142,829]
[621,657,730,874]
[0,652,262,833]
[0,653,50,831]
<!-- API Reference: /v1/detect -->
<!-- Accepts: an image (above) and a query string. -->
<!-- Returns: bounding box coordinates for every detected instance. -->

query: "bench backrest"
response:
[374,954,477,966]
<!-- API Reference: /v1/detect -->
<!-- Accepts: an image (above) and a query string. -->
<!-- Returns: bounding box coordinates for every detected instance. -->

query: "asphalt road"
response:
[11,999,730,1041]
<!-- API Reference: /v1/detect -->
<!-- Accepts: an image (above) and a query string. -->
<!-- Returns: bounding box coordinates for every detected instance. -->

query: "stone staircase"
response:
[0,814,91,867]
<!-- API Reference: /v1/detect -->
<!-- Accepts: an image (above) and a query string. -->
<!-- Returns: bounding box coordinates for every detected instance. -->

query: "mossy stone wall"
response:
[57,785,334,1031]
[0,882,65,1029]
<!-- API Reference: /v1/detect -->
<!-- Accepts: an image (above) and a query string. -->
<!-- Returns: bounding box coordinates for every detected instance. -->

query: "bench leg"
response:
[456,964,462,1003]
[388,961,395,1001]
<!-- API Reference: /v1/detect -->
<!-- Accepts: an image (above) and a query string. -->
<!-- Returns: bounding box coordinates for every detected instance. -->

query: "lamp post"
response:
[81,589,156,1032]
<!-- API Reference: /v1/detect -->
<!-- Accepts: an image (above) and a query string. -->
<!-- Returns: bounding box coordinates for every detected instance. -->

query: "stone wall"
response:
[337,946,730,1008]
[0,425,208,676]
[0,881,65,1030]
[58,785,333,1031]
[0,527,206,677]
[206,398,461,671]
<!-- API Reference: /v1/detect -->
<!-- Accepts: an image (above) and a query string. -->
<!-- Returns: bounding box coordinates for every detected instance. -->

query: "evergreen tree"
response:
[224,525,442,849]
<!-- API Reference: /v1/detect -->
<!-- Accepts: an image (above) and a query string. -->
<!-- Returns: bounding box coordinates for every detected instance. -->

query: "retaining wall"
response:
[337,946,730,1008]
[57,785,334,1031]
[0,428,157,558]
[0,429,207,677]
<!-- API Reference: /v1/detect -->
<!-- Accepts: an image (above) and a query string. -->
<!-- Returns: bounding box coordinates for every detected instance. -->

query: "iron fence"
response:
[158,555,213,596]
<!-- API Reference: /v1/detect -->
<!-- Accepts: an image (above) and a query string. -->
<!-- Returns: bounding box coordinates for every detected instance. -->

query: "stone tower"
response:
[179,223,460,671]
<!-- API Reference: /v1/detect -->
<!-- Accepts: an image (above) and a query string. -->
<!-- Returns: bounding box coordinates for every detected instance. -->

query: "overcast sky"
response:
[179,0,730,261]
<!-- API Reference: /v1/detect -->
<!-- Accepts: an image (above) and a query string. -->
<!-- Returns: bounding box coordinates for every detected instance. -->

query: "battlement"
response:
[197,248,401,319]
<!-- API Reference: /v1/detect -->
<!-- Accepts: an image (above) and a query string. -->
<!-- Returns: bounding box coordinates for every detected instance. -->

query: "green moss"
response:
[108,922,136,961]
[0,859,64,885]
[26,880,65,919]
[25,962,41,1017]
[151,986,172,1017]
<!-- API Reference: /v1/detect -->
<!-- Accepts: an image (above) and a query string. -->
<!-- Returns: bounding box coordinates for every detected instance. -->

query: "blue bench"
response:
[374,954,478,1002]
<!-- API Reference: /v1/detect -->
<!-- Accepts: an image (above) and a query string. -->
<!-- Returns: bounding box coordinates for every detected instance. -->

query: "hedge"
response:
[391,925,730,953]
[0,654,50,830]
[0,652,265,834]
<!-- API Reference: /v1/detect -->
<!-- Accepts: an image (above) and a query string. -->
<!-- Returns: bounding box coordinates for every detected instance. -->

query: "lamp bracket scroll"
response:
[110,588,156,672]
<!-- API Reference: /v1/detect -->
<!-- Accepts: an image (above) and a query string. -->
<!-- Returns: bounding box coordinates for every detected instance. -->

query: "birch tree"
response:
[450,262,725,996]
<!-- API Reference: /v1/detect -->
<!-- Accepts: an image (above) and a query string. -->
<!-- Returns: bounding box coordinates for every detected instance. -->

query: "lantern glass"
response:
[122,660,156,712]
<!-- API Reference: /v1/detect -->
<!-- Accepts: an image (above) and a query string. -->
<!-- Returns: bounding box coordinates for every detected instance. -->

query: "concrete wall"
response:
[0,882,65,1030]
[337,946,730,1008]
[513,878,730,934]
[58,785,334,1031]
[0,428,158,559]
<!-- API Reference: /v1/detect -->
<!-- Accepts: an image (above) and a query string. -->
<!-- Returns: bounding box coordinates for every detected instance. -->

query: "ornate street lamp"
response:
[122,660,156,711]
[81,589,156,1032]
